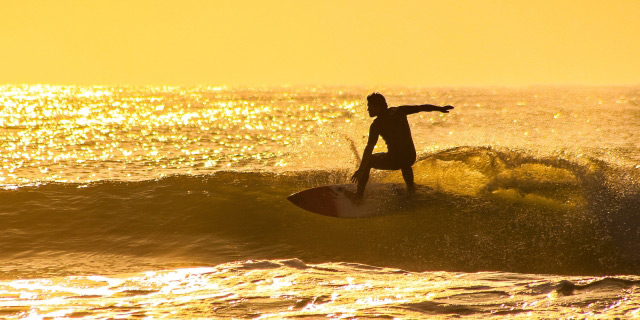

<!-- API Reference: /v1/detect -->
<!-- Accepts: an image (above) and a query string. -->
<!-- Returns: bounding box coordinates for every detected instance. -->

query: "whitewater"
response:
[0,85,639,318]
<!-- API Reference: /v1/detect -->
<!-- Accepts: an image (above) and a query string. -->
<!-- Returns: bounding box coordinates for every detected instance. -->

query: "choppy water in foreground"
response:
[3,259,640,318]
[0,85,639,318]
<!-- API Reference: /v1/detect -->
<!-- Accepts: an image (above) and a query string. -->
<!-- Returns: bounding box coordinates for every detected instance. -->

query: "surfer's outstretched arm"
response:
[399,104,454,115]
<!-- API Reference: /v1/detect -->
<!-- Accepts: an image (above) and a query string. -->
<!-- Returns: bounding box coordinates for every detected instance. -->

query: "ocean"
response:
[0,85,639,318]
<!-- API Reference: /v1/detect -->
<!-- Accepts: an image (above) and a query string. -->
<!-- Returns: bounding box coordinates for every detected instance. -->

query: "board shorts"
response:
[369,152,416,170]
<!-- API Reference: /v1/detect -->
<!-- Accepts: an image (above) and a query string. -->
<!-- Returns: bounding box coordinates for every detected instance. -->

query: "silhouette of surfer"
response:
[349,93,453,200]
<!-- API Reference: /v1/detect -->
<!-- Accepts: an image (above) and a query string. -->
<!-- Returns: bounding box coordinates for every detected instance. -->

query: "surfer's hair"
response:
[367,92,388,108]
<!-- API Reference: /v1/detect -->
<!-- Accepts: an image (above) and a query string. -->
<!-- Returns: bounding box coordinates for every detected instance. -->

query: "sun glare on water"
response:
[1,260,637,318]
[0,85,362,186]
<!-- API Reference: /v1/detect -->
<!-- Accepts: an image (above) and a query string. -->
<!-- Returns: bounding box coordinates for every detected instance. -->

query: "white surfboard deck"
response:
[287,183,432,218]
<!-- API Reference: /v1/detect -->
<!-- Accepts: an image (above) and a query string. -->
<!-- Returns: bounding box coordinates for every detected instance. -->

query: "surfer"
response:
[349,93,453,200]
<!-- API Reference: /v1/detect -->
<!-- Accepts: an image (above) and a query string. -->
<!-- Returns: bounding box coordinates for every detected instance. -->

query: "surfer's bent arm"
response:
[399,104,454,115]
[357,124,379,171]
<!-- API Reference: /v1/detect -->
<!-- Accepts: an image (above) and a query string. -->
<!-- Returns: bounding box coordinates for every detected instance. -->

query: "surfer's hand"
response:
[441,105,454,113]
[351,170,363,184]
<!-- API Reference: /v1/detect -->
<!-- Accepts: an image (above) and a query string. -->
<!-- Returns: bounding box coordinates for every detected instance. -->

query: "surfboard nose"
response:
[286,193,304,206]
[287,186,340,217]
[287,192,324,212]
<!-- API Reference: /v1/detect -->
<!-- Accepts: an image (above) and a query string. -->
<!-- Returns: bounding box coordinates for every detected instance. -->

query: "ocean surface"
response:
[0,85,639,318]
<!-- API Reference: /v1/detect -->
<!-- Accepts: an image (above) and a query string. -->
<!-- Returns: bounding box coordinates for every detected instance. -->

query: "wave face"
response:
[1,146,638,276]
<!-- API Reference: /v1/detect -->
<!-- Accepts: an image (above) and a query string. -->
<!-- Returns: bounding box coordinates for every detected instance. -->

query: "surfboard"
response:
[287,183,430,218]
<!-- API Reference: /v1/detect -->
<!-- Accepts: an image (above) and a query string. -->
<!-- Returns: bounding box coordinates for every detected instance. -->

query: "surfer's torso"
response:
[371,107,416,161]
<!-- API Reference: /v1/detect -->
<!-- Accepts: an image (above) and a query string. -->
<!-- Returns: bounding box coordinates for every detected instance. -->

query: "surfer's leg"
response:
[370,153,399,170]
[401,166,415,191]
[355,153,392,197]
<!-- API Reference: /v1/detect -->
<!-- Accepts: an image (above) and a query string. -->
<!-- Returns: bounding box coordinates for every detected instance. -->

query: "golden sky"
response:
[1,0,639,86]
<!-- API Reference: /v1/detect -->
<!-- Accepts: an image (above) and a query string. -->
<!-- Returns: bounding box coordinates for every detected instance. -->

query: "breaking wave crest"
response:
[1,146,639,275]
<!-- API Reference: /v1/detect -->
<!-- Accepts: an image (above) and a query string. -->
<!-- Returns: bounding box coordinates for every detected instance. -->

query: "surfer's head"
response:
[367,93,387,117]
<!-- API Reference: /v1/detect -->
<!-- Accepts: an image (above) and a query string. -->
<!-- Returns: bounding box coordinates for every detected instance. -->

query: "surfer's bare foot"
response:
[344,190,363,204]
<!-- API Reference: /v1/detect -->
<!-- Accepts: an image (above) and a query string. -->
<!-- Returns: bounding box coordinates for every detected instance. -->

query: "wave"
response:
[1,146,639,275]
